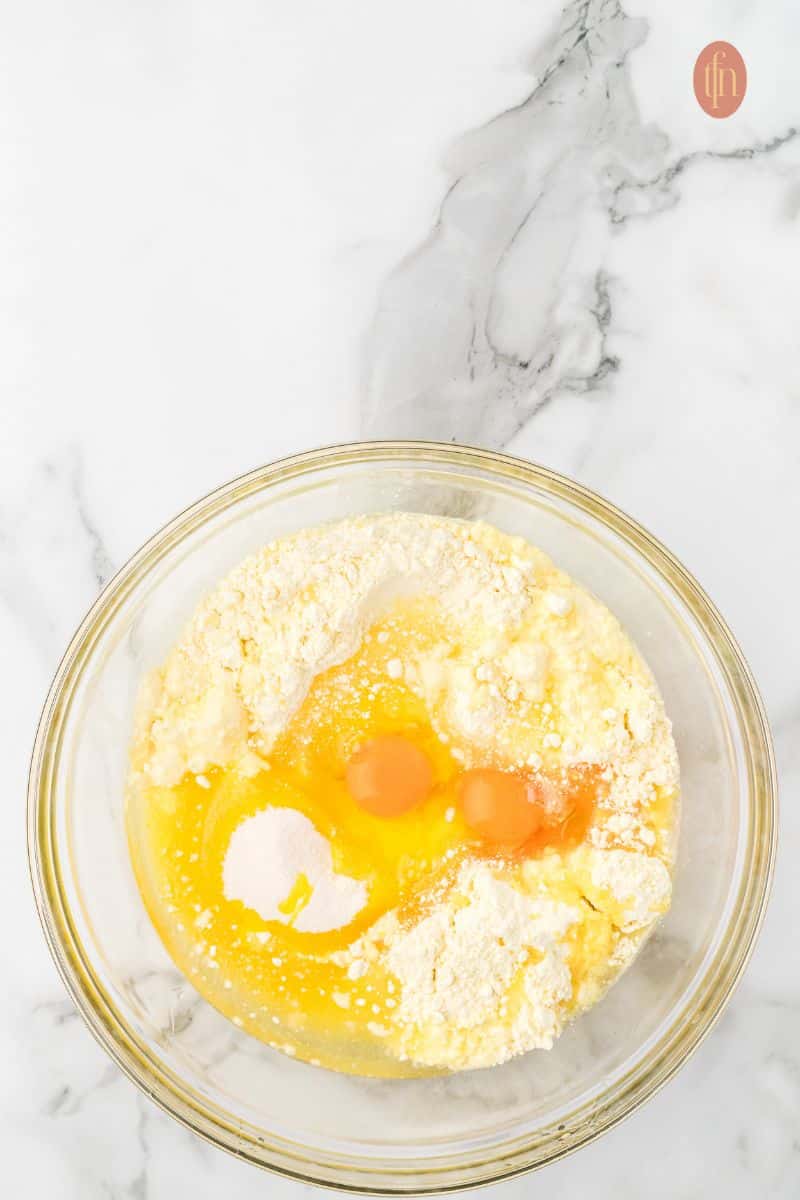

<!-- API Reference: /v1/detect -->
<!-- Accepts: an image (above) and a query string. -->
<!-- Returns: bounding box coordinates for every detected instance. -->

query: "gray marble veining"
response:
[2,0,799,1196]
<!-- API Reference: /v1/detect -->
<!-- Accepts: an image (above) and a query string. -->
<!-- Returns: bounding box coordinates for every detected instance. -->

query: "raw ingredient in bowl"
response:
[127,514,679,1076]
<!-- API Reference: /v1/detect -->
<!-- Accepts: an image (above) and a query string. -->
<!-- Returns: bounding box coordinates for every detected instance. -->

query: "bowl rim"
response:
[27,439,778,1193]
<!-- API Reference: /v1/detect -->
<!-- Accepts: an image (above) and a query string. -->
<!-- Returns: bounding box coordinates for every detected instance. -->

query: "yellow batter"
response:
[128,515,679,1075]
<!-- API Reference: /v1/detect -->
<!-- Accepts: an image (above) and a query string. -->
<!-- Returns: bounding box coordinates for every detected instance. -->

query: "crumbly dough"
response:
[130,514,679,1073]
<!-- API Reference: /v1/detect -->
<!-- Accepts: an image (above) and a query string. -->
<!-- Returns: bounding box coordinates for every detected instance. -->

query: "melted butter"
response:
[278,872,314,923]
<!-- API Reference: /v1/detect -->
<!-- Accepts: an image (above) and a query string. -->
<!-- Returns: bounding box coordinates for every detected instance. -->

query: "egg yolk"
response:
[459,768,542,846]
[346,734,433,816]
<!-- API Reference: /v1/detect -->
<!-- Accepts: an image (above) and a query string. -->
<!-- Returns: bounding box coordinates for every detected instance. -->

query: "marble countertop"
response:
[3,1,798,1195]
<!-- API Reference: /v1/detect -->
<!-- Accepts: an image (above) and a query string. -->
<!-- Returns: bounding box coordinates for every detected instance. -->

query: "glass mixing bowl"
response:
[28,442,776,1191]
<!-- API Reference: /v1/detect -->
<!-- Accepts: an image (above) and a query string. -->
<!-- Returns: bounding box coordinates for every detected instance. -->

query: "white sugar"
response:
[222,807,366,934]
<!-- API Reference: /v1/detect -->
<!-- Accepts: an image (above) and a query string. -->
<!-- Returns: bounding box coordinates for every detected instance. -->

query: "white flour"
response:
[586,847,672,931]
[384,862,578,1049]
[355,848,673,1068]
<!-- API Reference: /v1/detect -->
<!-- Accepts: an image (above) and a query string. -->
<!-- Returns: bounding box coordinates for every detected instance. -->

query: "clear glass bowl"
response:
[28,442,776,1192]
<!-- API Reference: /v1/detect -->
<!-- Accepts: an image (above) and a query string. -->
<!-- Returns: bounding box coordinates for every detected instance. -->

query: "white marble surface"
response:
[2,0,799,1195]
